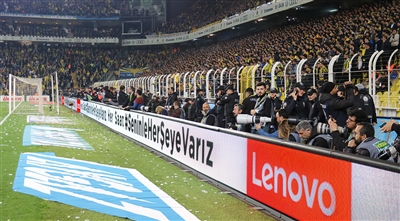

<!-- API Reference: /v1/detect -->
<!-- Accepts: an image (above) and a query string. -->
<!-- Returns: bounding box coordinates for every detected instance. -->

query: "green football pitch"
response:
[0,102,275,221]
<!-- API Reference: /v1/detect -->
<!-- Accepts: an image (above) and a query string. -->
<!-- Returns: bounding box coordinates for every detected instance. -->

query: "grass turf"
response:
[0,102,275,221]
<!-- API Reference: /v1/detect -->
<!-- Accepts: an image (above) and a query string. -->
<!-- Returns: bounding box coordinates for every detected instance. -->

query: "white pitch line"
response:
[0,102,23,125]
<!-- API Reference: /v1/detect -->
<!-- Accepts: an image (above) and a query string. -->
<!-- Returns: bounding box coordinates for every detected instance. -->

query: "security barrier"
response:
[64,98,400,220]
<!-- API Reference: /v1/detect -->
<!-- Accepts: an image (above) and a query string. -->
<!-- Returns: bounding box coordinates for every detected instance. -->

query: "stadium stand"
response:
[1,0,126,17]
[156,0,274,34]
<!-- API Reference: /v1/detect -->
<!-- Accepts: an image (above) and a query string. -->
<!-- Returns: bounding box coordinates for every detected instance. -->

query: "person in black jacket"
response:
[120,86,135,109]
[147,95,160,113]
[296,120,331,149]
[117,85,128,106]
[328,109,369,152]
[217,85,237,128]
[319,81,355,127]
[283,82,310,119]
[195,89,205,122]
[200,103,218,126]
[351,84,377,125]
[166,87,178,106]
[241,87,256,115]
[250,82,277,133]
[307,88,325,123]
[182,98,192,120]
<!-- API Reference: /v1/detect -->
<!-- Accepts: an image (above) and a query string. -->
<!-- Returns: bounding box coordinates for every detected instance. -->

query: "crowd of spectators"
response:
[0,23,120,38]
[70,26,121,38]
[18,24,66,38]
[0,44,121,94]
[0,0,129,17]
[143,0,400,91]
[156,0,274,34]
[1,0,400,96]
[74,78,399,164]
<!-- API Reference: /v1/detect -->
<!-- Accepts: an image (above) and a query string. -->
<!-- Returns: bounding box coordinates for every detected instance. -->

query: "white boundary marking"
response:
[0,102,22,125]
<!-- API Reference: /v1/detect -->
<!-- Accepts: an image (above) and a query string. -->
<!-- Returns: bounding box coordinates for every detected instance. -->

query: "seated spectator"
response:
[168,101,182,118]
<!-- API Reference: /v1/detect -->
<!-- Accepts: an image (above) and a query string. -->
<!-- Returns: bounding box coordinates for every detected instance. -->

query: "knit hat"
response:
[321,82,336,93]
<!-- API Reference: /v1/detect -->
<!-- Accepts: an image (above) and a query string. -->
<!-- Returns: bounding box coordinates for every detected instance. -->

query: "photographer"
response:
[250,82,275,133]
[381,119,400,163]
[348,123,393,160]
[296,120,332,149]
[242,87,256,115]
[232,104,251,132]
[319,81,355,127]
[256,109,299,142]
[328,109,369,152]
[284,82,309,119]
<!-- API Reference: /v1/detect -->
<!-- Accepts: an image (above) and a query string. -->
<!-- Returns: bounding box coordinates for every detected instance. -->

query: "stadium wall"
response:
[64,97,400,220]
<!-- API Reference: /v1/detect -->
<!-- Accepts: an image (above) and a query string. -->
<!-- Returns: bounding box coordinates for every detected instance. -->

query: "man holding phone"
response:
[283,82,310,119]
[319,81,355,127]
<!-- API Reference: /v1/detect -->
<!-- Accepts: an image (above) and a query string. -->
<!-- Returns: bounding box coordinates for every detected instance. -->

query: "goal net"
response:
[9,74,44,115]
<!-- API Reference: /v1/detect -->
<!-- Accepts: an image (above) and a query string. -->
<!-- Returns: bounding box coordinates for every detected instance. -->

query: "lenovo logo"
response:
[246,139,351,220]
[251,152,335,216]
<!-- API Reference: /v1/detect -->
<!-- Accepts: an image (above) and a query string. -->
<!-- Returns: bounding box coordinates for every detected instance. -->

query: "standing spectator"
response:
[241,87,256,115]
[250,82,275,133]
[121,86,135,109]
[319,81,355,127]
[118,85,128,106]
[307,88,325,123]
[283,82,310,119]
[166,87,178,106]
[195,89,205,122]
[351,84,377,125]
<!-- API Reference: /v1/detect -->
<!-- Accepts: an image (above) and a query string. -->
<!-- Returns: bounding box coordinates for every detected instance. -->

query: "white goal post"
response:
[8,74,44,115]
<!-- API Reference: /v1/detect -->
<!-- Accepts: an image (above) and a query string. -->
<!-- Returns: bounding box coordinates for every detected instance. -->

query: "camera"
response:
[140,106,150,112]
[378,135,400,160]
[236,114,273,124]
[315,122,347,134]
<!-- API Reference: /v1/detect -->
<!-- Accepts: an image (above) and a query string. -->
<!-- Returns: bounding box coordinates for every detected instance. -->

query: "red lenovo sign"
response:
[26,96,50,101]
[0,96,24,102]
[247,139,351,220]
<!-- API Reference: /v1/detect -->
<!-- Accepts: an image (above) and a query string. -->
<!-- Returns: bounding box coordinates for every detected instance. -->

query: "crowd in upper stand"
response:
[0,44,121,94]
[0,0,400,95]
[156,0,273,34]
[0,22,121,38]
[0,0,129,17]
